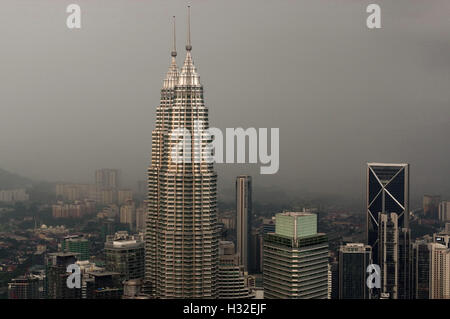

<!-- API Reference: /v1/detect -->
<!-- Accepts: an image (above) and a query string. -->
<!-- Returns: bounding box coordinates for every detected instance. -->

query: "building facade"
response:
[8,276,40,299]
[105,231,145,281]
[46,253,81,299]
[367,163,409,264]
[412,239,431,299]
[338,243,372,299]
[429,243,450,299]
[236,175,252,272]
[218,241,255,299]
[62,235,90,261]
[145,10,219,298]
[263,212,329,299]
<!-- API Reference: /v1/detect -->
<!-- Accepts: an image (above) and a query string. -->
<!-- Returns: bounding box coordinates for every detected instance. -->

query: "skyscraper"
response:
[367,163,410,264]
[398,227,412,299]
[105,231,145,281]
[429,243,450,299]
[412,239,431,299]
[236,175,252,272]
[145,8,219,298]
[378,212,399,299]
[46,252,81,299]
[62,235,90,261]
[338,243,372,299]
[263,212,329,299]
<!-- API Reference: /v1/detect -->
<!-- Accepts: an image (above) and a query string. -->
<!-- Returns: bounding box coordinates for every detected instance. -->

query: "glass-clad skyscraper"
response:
[263,212,329,299]
[338,243,372,299]
[366,163,410,263]
[145,8,219,298]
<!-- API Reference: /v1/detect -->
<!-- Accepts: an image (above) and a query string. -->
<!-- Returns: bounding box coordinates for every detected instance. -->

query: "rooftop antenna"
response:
[186,5,192,51]
[171,16,177,57]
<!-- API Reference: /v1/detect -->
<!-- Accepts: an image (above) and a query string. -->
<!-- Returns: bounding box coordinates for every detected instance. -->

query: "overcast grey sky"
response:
[0,0,449,205]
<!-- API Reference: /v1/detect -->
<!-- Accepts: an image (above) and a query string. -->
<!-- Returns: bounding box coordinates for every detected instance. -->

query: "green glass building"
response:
[263,212,329,299]
[62,235,90,261]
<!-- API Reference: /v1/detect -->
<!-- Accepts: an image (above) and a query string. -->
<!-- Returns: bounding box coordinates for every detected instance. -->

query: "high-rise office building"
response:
[62,235,90,261]
[249,228,262,274]
[217,241,255,299]
[145,10,219,298]
[330,260,339,299]
[429,243,450,299]
[367,163,409,264]
[263,212,329,299]
[412,239,431,299]
[378,212,412,299]
[398,227,412,299]
[46,252,81,299]
[236,175,252,272]
[105,231,145,281]
[338,243,372,299]
[378,212,399,299]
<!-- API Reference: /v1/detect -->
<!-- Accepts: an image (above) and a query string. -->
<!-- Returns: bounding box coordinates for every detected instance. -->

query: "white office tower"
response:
[429,243,450,299]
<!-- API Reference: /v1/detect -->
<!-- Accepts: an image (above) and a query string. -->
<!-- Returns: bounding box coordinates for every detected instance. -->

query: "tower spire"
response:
[178,5,200,86]
[186,6,192,51]
[171,16,177,57]
[163,16,179,89]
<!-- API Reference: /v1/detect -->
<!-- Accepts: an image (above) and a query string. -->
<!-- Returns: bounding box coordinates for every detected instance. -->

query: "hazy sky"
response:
[0,0,449,205]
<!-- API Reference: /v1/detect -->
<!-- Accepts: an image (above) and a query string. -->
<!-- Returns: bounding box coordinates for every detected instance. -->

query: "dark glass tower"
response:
[366,163,410,264]
[412,239,431,299]
[338,243,372,299]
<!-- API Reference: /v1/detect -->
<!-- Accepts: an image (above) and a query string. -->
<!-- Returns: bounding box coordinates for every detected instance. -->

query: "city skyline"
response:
[1,0,449,203]
[0,0,449,305]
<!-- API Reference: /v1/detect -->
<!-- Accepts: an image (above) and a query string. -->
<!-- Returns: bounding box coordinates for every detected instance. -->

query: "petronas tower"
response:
[145,8,219,298]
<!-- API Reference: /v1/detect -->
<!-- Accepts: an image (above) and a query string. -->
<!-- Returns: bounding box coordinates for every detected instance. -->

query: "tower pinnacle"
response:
[163,16,179,89]
[186,6,192,51]
[171,16,177,57]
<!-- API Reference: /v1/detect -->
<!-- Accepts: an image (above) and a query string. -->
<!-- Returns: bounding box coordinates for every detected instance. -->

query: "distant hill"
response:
[0,168,32,189]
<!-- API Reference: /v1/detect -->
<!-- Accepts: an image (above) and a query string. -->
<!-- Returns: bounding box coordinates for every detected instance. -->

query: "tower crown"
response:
[178,6,200,86]
[163,16,179,89]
